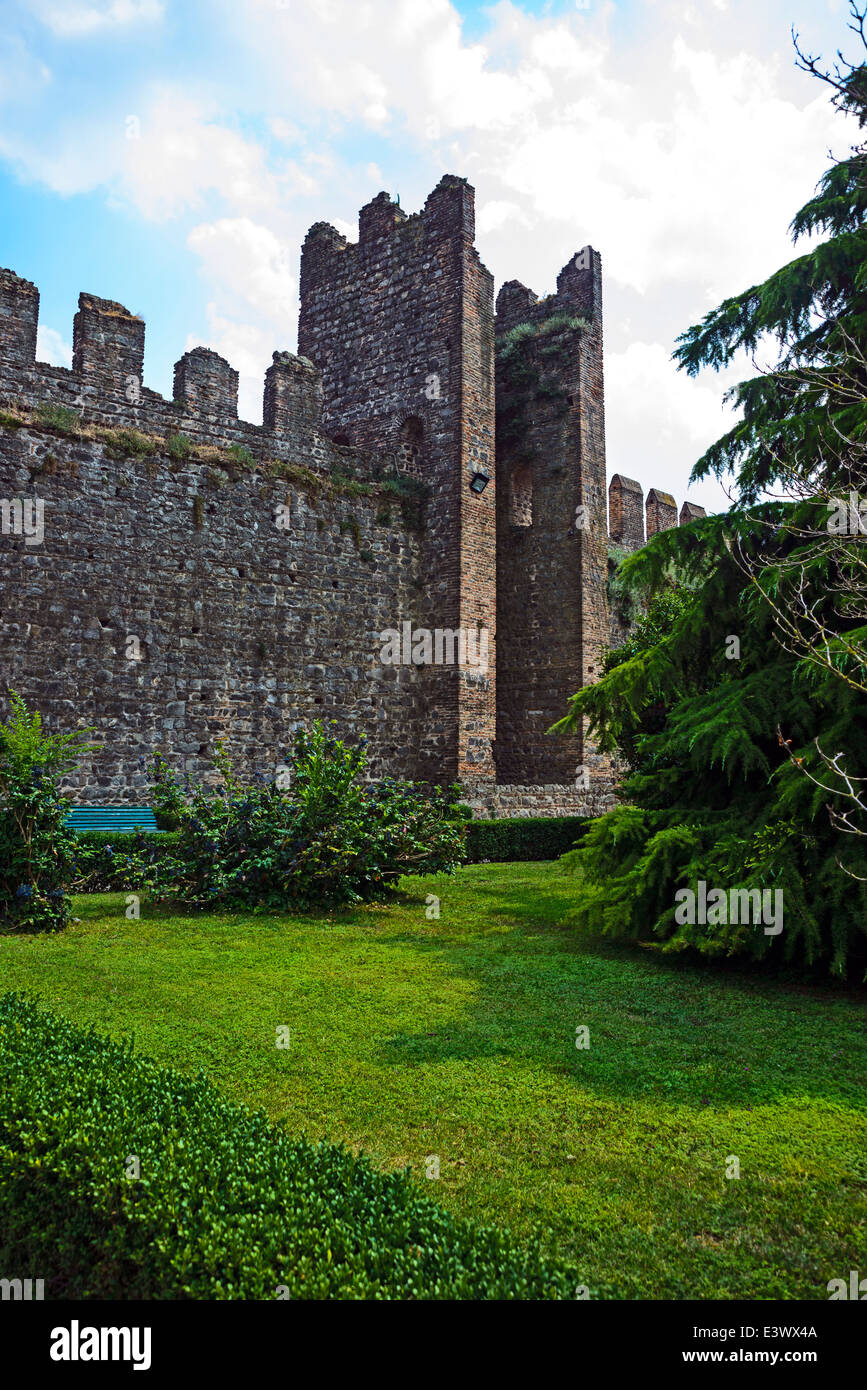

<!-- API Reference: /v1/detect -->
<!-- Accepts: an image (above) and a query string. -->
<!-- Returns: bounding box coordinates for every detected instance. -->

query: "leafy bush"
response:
[0,696,95,932]
[0,993,578,1299]
[149,751,186,829]
[142,723,465,910]
[70,830,179,892]
[464,816,590,863]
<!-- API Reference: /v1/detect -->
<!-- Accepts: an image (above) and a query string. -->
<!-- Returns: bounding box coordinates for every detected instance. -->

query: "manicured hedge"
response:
[70,830,179,892]
[464,816,591,863]
[0,994,579,1300]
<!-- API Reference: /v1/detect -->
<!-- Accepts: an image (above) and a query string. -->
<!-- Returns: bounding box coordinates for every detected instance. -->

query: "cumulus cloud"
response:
[184,218,299,420]
[605,340,745,514]
[120,93,280,221]
[187,218,296,324]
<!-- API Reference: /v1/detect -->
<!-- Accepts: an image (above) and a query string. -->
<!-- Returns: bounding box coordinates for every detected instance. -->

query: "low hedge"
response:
[70,830,180,892]
[0,993,579,1299]
[463,816,591,863]
[69,820,592,886]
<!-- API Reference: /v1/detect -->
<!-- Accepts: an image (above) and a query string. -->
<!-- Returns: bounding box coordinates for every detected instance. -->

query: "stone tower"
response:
[493,248,607,785]
[299,175,496,785]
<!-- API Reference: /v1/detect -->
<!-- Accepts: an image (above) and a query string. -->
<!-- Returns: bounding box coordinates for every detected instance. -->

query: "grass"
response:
[0,860,864,1299]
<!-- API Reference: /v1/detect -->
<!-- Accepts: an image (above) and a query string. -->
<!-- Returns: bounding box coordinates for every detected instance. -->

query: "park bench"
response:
[65,807,158,835]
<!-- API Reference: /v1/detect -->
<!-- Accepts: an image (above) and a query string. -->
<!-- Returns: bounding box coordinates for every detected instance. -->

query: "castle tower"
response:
[493,248,608,784]
[298,176,496,784]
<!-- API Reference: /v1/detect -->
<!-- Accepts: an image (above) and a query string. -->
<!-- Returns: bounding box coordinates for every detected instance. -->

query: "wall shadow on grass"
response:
[375,873,867,1116]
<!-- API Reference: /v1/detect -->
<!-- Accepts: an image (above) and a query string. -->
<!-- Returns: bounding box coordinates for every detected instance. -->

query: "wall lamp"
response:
[468,468,491,495]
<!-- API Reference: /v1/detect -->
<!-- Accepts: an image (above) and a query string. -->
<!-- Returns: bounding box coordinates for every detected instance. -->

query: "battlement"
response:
[0,265,380,481]
[608,474,705,550]
[495,248,603,341]
[300,174,478,296]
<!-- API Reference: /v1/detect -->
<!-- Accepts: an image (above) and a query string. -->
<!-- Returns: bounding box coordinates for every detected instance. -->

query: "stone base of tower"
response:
[459,778,619,820]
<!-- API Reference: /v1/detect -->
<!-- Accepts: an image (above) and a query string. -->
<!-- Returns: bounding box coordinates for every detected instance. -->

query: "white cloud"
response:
[187,218,296,324]
[3,0,859,495]
[0,34,51,104]
[605,340,743,513]
[36,324,72,367]
[182,219,301,424]
[28,0,164,37]
[120,92,280,221]
[477,199,530,235]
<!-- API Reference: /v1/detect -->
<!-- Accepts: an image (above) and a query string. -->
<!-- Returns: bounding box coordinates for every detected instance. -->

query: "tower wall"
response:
[493,248,607,785]
[298,176,496,784]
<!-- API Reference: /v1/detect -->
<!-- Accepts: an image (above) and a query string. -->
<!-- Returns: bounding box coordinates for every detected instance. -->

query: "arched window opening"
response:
[398,416,425,477]
[510,464,533,526]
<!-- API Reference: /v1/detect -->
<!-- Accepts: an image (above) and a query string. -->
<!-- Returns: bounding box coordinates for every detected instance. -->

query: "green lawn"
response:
[1,861,864,1299]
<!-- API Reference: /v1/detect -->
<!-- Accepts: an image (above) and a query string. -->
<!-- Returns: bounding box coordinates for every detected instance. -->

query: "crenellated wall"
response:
[606,473,706,649]
[0,265,434,801]
[0,179,710,815]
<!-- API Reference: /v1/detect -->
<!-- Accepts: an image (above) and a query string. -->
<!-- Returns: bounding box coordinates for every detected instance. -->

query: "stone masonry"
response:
[0,175,705,814]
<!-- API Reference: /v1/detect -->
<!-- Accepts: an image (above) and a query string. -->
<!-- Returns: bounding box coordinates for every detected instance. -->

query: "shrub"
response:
[0,994,578,1299]
[0,695,95,932]
[142,724,465,910]
[99,427,155,460]
[464,816,590,864]
[225,442,255,468]
[149,751,185,828]
[70,830,179,892]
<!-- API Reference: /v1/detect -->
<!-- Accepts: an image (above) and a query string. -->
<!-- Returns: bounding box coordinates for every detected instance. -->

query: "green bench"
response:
[65,808,159,835]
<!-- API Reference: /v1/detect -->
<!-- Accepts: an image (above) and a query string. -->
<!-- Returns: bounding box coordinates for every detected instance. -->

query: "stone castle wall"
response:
[0,267,432,801]
[0,177,707,815]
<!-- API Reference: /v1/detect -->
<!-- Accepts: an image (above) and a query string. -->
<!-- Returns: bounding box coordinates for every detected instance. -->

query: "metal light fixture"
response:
[469,468,491,494]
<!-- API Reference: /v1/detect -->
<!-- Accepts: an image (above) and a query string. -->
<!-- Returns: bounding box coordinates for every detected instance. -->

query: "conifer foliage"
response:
[556,7,867,977]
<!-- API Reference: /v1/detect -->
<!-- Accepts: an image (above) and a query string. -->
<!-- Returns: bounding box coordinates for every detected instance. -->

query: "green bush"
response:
[0,993,578,1299]
[143,724,465,910]
[464,816,590,863]
[70,830,179,892]
[0,695,95,932]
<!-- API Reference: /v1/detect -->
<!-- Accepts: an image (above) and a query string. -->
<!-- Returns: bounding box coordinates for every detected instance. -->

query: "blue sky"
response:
[0,0,860,512]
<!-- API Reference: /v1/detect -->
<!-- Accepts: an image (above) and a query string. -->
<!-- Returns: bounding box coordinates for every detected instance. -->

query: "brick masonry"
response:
[0,178,705,815]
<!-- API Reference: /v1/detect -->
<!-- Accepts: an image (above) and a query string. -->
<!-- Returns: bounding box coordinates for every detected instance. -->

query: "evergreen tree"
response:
[556,6,867,977]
